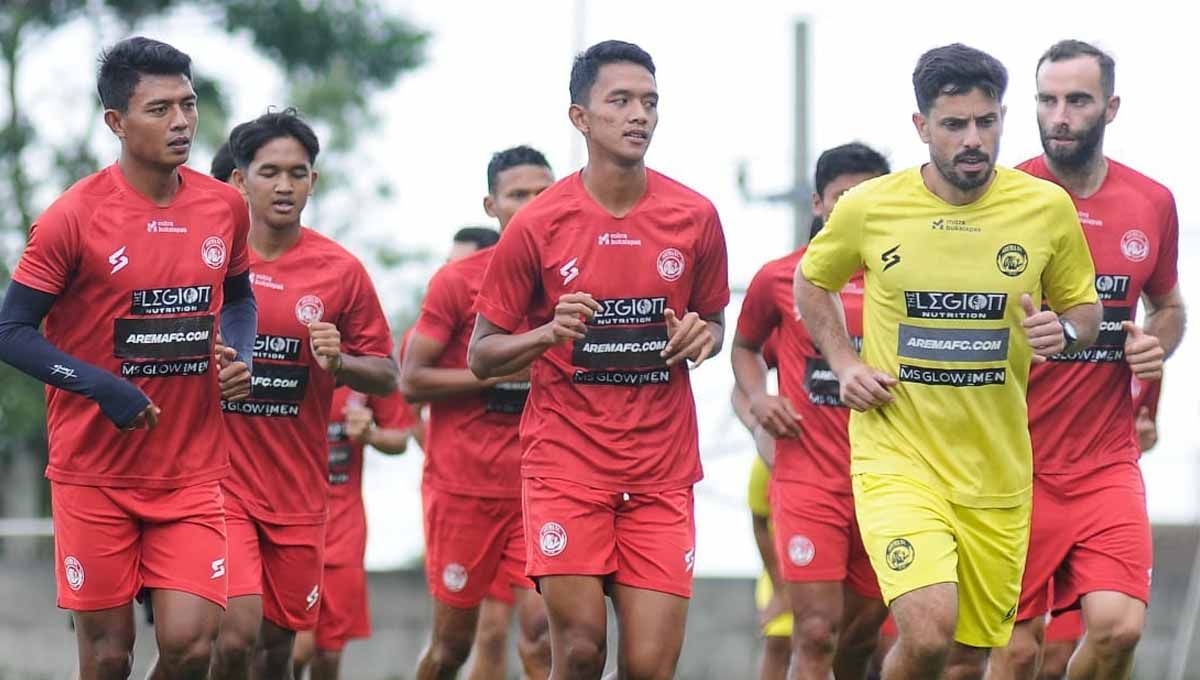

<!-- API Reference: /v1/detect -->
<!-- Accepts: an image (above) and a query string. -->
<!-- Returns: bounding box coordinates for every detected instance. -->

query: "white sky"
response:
[7,0,1198,575]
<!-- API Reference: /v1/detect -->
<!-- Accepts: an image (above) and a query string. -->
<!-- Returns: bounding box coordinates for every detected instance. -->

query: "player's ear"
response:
[1105,95,1120,124]
[810,191,823,216]
[568,103,589,135]
[483,194,498,219]
[103,109,126,140]
[231,167,248,195]
[309,168,319,193]
[912,112,931,144]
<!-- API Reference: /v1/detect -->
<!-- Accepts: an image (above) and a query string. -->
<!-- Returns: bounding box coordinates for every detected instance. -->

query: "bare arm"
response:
[1143,285,1186,358]
[363,425,414,455]
[334,355,399,395]
[468,292,600,379]
[399,331,511,402]
[731,338,800,438]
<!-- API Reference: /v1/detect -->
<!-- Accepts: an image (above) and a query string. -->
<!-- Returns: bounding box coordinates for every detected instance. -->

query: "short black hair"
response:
[97,37,192,112]
[228,108,320,170]
[1037,39,1115,98]
[813,143,890,197]
[569,40,655,105]
[453,226,500,250]
[210,141,235,182]
[487,146,551,194]
[912,43,1008,115]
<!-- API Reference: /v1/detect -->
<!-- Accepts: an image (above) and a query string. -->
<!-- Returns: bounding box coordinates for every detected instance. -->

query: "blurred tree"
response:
[0,0,428,536]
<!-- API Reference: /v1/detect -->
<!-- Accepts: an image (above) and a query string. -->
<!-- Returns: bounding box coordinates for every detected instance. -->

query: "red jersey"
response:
[476,169,729,493]
[12,163,249,488]
[222,228,394,524]
[1019,157,1178,478]
[736,248,864,493]
[761,333,780,370]
[324,386,415,567]
[413,248,528,498]
[1131,375,1161,422]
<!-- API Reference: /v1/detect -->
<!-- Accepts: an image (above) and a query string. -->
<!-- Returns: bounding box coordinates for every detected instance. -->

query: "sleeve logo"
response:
[295,295,325,324]
[996,243,1028,277]
[656,248,685,282]
[201,236,227,269]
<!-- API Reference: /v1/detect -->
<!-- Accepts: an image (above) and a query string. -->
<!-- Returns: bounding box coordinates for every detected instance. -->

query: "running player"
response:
[290,386,417,680]
[401,146,555,680]
[986,40,1185,680]
[469,40,730,679]
[734,142,890,680]
[0,37,255,679]
[794,43,1102,679]
[210,109,398,680]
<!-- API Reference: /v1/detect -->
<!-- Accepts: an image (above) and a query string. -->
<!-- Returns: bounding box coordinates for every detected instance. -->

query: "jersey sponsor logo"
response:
[484,381,530,415]
[249,362,309,402]
[201,236,227,270]
[590,297,667,327]
[539,522,567,557]
[898,364,1006,387]
[572,325,669,370]
[898,325,1009,362]
[1121,229,1150,262]
[885,538,914,571]
[295,295,325,324]
[121,358,210,378]
[210,558,225,579]
[109,246,129,274]
[881,244,901,271]
[221,399,301,418]
[996,243,1028,277]
[573,367,670,386]
[1050,306,1130,363]
[131,285,213,315]
[1078,210,1103,227]
[804,357,843,407]
[305,584,320,611]
[904,291,1006,320]
[598,232,642,246]
[656,248,685,282]
[146,219,187,234]
[251,273,285,290]
[50,364,77,380]
[328,443,352,485]
[113,316,214,359]
[559,257,580,285]
[1095,274,1131,301]
[442,563,468,592]
[788,535,816,566]
[254,334,303,361]
[931,218,981,233]
[64,556,85,591]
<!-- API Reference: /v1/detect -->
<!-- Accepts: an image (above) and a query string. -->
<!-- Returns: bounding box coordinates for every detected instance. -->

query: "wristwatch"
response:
[1059,318,1078,350]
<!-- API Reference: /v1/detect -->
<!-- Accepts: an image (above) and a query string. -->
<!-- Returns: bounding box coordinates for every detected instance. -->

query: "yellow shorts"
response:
[852,473,1030,648]
[754,571,794,638]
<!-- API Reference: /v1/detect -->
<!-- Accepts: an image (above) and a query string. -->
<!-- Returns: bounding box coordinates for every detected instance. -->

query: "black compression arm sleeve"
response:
[220,271,258,371]
[0,282,149,427]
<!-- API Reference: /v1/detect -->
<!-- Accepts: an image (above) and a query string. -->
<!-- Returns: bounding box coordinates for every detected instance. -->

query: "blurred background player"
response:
[987,40,1185,680]
[0,37,255,680]
[291,387,418,679]
[734,142,890,680]
[212,109,398,680]
[401,146,555,680]
[469,40,730,679]
[795,43,1102,679]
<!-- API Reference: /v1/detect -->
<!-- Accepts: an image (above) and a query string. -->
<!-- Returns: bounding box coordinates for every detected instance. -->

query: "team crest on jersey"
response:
[295,295,325,324]
[1121,229,1150,262]
[443,563,468,592]
[539,522,567,557]
[201,236,227,269]
[657,248,685,282]
[885,538,914,571]
[64,556,85,591]
[788,535,816,566]
[996,244,1028,277]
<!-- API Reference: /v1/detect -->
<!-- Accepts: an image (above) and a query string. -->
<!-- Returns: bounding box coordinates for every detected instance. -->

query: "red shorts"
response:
[314,564,370,651]
[521,476,695,599]
[1016,462,1152,621]
[422,486,532,608]
[1045,609,1084,643]
[225,491,325,631]
[51,481,227,611]
[769,478,881,599]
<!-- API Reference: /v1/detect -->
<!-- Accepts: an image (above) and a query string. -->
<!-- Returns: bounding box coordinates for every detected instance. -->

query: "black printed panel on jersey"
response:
[484,381,530,414]
[328,442,352,485]
[130,285,213,315]
[804,357,843,407]
[254,334,304,362]
[1050,306,1131,364]
[113,316,214,359]
[571,325,669,370]
[249,362,310,402]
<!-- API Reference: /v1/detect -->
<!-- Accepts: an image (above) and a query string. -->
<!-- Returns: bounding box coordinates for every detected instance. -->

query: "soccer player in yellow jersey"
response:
[794,44,1102,679]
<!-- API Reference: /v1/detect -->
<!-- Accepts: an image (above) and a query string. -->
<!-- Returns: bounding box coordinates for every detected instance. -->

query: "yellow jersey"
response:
[748,455,771,519]
[800,166,1097,508]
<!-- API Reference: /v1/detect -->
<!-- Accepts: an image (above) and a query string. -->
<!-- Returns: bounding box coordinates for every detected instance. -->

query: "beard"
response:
[932,148,995,192]
[1040,114,1105,170]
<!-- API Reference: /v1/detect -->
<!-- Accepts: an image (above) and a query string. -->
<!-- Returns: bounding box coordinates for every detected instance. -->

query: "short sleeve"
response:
[13,199,81,295]
[800,190,865,292]
[688,205,731,317]
[747,456,771,518]
[222,185,251,277]
[475,215,540,331]
[1042,194,1099,312]
[1144,191,1180,299]
[369,390,418,430]
[339,260,394,358]
[736,262,783,348]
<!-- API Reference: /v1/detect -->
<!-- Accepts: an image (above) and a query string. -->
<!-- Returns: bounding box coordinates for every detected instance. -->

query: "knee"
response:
[429,629,474,670]
[157,633,215,675]
[215,625,257,663]
[1090,619,1142,655]
[89,647,134,679]
[793,613,840,657]
[899,628,954,668]
[1003,623,1044,671]
[558,629,606,677]
[473,620,509,661]
[517,616,551,662]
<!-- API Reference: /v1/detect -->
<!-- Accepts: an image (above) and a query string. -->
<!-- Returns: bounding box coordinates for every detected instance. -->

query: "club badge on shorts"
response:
[539,522,567,557]
[64,556,85,591]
